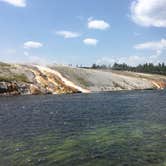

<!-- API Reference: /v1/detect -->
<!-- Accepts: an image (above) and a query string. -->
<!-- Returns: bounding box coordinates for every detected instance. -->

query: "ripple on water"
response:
[0,90,166,166]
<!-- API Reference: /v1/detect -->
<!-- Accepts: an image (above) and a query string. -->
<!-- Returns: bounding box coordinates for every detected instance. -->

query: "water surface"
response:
[0,90,166,166]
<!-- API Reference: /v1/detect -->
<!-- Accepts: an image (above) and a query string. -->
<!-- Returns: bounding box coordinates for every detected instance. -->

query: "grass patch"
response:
[0,74,29,82]
[0,62,11,67]
[76,76,92,87]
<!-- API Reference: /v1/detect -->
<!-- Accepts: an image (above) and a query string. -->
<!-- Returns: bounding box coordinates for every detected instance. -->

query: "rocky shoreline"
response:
[0,82,44,96]
[0,62,166,96]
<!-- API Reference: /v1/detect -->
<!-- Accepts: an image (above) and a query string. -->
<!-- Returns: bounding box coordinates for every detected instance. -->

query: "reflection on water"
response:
[0,90,166,166]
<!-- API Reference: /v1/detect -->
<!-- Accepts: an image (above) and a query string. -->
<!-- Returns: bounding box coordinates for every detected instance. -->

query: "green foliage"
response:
[0,62,11,67]
[0,62,29,82]
[91,62,166,75]
[0,74,28,82]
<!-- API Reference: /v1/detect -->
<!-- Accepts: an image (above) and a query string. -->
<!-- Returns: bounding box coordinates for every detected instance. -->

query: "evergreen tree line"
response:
[91,63,166,75]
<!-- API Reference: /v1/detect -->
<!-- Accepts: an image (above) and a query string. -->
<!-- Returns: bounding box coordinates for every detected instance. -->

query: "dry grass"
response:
[0,74,29,82]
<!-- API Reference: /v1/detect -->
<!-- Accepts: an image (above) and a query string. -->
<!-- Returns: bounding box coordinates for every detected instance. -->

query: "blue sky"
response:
[0,0,166,66]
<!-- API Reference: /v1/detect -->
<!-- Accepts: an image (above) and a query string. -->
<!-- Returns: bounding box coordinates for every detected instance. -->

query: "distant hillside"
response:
[0,62,166,96]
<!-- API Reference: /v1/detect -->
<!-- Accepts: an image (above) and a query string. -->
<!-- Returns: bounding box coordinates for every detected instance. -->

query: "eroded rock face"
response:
[0,82,35,96]
[152,80,166,89]
[27,66,81,95]
[1,62,166,96]
[0,64,81,96]
[0,82,9,93]
[0,82,19,95]
[29,84,42,95]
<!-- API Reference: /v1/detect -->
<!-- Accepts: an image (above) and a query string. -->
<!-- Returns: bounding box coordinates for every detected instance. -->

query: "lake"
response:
[0,90,166,166]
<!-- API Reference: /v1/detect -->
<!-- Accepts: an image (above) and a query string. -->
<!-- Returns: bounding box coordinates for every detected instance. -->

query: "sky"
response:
[0,0,166,66]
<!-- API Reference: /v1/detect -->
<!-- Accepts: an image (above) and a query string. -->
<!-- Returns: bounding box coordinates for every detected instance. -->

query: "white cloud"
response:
[96,57,116,66]
[131,0,166,27]
[120,52,165,66]
[56,31,81,39]
[118,55,151,66]
[96,56,141,66]
[83,38,98,46]
[134,39,166,63]
[88,18,110,30]
[27,55,52,65]
[96,54,163,67]
[0,0,26,7]
[134,39,166,51]
[24,41,43,49]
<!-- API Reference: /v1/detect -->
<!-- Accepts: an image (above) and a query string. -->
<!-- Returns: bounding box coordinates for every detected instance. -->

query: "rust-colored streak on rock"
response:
[29,67,79,94]
[29,84,42,95]
[152,80,166,89]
